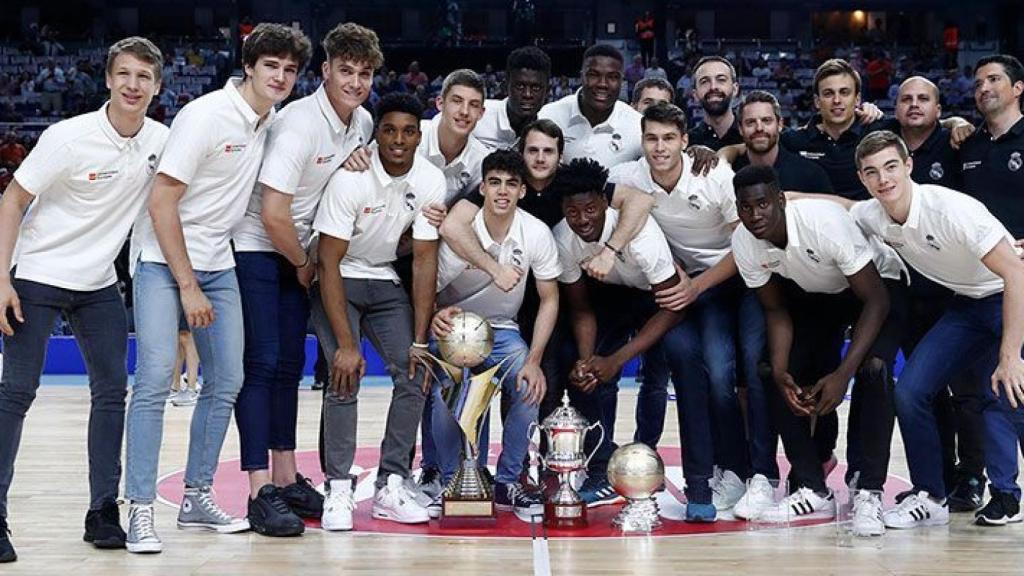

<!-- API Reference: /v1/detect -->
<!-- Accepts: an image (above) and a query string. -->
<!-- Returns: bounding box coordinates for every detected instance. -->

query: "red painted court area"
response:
[156,445,912,538]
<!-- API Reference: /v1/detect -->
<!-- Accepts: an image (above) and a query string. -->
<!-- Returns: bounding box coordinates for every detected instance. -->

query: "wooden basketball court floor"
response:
[4,378,1024,575]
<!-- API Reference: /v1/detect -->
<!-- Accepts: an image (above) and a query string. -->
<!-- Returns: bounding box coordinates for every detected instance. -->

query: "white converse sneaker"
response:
[321,479,356,531]
[761,487,835,522]
[733,474,775,520]
[882,491,949,529]
[372,474,429,524]
[851,490,885,536]
[126,503,162,554]
[711,468,746,511]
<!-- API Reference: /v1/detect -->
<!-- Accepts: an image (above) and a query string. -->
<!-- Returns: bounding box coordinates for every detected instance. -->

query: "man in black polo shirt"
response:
[688,56,743,151]
[882,76,963,190]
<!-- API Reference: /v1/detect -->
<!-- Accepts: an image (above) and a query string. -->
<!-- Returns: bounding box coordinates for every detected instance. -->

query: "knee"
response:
[0,386,37,416]
[857,357,888,384]
[243,353,278,384]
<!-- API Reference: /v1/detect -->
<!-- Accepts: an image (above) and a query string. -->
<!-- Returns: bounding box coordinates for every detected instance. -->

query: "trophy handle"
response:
[527,422,547,468]
[583,422,605,468]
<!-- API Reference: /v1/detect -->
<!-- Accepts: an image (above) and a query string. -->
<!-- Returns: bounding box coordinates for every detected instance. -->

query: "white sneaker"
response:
[882,491,949,529]
[404,476,435,509]
[733,474,775,520]
[711,468,746,511]
[851,490,885,536]
[126,503,162,554]
[427,494,442,519]
[170,389,198,407]
[761,487,835,522]
[321,479,355,531]
[372,474,429,524]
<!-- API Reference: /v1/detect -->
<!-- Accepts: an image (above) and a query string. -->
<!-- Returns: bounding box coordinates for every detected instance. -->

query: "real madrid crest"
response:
[929,161,944,180]
[609,133,622,152]
[147,154,158,175]
[1009,151,1022,172]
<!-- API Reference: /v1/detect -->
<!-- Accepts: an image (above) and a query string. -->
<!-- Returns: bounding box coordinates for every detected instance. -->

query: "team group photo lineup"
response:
[1,0,1024,573]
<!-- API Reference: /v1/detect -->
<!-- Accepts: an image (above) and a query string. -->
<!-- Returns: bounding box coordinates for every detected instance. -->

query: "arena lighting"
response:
[853,10,866,22]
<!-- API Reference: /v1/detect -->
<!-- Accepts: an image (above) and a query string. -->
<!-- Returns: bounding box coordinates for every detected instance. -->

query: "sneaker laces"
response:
[266,491,294,515]
[326,486,355,512]
[853,491,881,519]
[748,478,773,500]
[194,489,234,523]
[131,506,157,539]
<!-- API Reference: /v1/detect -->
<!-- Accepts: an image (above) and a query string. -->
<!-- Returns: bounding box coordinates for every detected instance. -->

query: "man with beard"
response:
[687,56,743,151]
[539,44,642,169]
[474,47,551,151]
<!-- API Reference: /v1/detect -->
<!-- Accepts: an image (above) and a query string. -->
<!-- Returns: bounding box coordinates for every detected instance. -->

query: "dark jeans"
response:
[234,252,310,471]
[768,278,904,493]
[0,279,128,518]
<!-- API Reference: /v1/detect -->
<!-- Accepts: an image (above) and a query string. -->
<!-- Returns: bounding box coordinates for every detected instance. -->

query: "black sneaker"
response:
[0,516,15,563]
[975,488,1023,526]
[948,473,986,512]
[248,485,305,537]
[495,482,544,522]
[83,501,126,549]
[278,474,325,520]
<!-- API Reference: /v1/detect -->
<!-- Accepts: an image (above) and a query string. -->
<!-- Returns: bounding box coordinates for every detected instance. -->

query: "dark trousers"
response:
[768,277,904,493]
[0,279,128,518]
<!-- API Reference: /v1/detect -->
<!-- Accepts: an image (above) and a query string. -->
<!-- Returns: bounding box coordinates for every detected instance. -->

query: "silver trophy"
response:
[607,442,665,532]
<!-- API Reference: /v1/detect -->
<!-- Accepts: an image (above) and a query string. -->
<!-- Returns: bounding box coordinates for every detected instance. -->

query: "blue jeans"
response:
[895,293,1023,499]
[125,262,245,503]
[0,279,128,518]
[639,277,757,479]
[430,328,535,485]
[234,252,309,471]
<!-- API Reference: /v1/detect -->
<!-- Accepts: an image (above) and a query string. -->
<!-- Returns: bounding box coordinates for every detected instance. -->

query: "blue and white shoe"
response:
[579,476,625,508]
[685,501,717,523]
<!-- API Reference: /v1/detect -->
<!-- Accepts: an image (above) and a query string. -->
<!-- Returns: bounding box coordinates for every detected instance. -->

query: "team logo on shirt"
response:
[315,154,336,165]
[925,234,941,251]
[87,170,118,182]
[799,151,825,160]
[147,154,158,175]
[458,170,472,187]
[1009,152,1022,172]
[761,259,781,269]
[609,133,622,153]
[362,204,385,214]
[511,248,524,268]
[404,191,417,211]
[962,160,982,171]
[805,249,821,263]
[687,194,702,210]
[223,144,247,153]
[929,162,944,181]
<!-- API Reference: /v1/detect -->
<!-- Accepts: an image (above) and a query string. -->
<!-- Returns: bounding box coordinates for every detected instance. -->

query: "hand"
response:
[409,345,433,390]
[809,370,849,415]
[431,305,462,339]
[180,284,214,328]
[422,202,448,229]
[330,344,365,398]
[654,264,700,311]
[588,355,622,384]
[686,145,719,176]
[855,102,883,124]
[773,369,814,416]
[582,248,615,281]
[490,263,524,292]
[992,356,1024,409]
[949,120,976,150]
[296,258,315,289]
[0,279,23,336]
[342,146,372,172]
[570,358,599,392]
[516,361,547,406]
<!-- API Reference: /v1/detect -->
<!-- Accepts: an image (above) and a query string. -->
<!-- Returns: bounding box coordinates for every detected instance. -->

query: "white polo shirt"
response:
[417,114,488,204]
[436,208,561,330]
[608,154,737,273]
[538,91,642,169]
[233,85,373,253]
[473,98,518,151]
[313,150,446,281]
[732,198,905,294]
[553,207,675,291]
[850,182,1011,298]
[132,78,274,272]
[11,104,168,291]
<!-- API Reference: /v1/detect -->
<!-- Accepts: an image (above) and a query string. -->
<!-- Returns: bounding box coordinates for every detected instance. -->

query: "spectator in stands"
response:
[675,67,693,105]
[752,57,772,81]
[772,57,794,86]
[185,44,204,67]
[635,11,656,67]
[0,132,27,170]
[644,57,667,81]
[955,65,975,107]
[402,60,429,89]
[35,61,64,115]
[866,51,893,101]
[625,55,646,91]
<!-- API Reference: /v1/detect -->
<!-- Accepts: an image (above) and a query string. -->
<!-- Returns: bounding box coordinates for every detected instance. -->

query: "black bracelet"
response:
[297,253,310,268]
[604,241,626,262]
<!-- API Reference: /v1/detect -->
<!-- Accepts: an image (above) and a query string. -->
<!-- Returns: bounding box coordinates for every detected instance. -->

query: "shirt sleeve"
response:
[731,228,770,289]
[710,163,739,222]
[156,103,211,186]
[529,225,563,281]
[953,200,1011,260]
[827,210,874,277]
[12,124,72,196]
[258,119,314,195]
[411,175,445,241]
[629,220,676,285]
[553,224,583,284]
[312,173,359,241]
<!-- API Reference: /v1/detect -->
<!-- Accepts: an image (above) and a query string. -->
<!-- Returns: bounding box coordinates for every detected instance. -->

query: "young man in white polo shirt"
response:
[418,69,489,205]
[608,101,754,513]
[312,93,445,527]
[538,44,642,169]
[473,46,551,151]
[124,24,310,553]
[428,150,560,520]
[730,165,906,534]
[845,131,1024,529]
[230,22,382,537]
[0,37,167,563]
[552,158,718,521]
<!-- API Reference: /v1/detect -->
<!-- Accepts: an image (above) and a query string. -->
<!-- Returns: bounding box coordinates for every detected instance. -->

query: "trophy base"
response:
[544,500,588,529]
[439,498,497,528]
[612,497,662,533]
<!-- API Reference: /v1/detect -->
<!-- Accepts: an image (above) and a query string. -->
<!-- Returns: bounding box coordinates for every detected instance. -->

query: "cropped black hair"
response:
[551,158,609,202]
